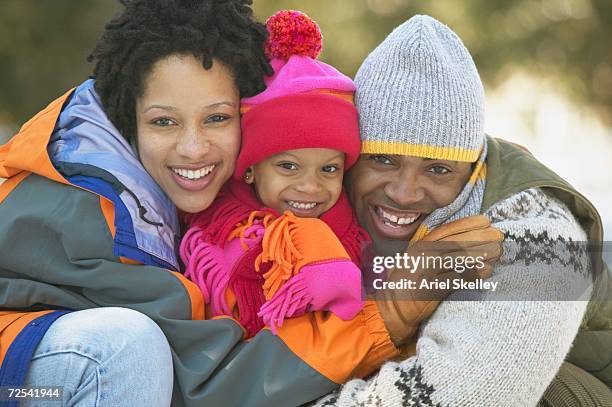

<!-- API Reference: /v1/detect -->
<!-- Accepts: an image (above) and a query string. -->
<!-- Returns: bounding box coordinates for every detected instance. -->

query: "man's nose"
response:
[383,173,425,208]
[175,126,211,160]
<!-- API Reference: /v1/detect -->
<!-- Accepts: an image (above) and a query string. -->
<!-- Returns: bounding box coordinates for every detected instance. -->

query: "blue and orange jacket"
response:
[0,81,398,406]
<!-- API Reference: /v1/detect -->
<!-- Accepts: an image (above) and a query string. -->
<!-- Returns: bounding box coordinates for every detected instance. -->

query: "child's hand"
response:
[258,259,363,333]
[256,212,364,333]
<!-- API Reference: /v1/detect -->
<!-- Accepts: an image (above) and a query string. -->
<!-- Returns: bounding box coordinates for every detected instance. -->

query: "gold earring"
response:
[244,173,252,182]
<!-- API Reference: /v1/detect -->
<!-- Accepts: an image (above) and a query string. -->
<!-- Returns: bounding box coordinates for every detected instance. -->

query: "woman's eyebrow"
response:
[143,104,177,113]
[143,102,235,113]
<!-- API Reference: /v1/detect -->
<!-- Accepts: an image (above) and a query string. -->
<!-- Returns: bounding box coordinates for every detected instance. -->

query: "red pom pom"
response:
[265,10,322,60]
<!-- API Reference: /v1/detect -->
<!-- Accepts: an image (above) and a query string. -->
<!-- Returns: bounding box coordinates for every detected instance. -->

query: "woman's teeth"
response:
[378,207,420,227]
[172,165,215,180]
[288,201,317,210]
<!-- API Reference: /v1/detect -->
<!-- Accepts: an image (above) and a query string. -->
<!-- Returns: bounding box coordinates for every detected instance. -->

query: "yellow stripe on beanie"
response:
[361,141,481,163]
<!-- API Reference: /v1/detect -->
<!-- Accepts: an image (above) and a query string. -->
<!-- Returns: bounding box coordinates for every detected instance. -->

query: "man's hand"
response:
[371,215,504,347]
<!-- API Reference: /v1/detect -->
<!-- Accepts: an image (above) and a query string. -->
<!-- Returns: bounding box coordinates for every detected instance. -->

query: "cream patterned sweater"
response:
[314,188,592,407]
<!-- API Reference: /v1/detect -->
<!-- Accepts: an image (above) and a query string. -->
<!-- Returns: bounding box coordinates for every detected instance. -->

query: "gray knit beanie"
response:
[355,15,485,162]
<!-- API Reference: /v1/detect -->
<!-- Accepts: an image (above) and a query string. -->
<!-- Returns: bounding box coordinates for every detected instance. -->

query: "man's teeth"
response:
[288,201,317,210]
[378,207,420,226]
[172,165,215,180]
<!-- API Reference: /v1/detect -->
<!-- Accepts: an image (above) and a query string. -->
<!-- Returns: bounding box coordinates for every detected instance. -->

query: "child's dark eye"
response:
[322,165,340,173]
[152,117,175,127]
[369,155,393,165]
[278,162,298,171]
[205,114,230,123]
[428,165,450,175]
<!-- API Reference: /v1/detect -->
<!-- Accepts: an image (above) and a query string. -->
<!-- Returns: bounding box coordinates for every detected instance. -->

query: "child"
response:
[180,10,368,337]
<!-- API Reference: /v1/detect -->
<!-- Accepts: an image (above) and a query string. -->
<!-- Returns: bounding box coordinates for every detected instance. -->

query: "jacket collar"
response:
[47,79,180,269]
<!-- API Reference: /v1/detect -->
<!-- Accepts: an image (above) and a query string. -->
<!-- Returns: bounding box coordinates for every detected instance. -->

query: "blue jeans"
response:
[23,307,173,406]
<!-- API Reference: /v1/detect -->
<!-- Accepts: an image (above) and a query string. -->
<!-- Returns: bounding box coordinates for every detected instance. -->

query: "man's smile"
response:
[368,204,426,240]
[376,206,421,226]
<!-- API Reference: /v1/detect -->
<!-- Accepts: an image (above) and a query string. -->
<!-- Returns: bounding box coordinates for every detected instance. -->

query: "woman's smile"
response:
[169,163,218,192]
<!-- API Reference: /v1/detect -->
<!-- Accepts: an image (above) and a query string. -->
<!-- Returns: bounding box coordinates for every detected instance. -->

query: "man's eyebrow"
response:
[423,157,459,164]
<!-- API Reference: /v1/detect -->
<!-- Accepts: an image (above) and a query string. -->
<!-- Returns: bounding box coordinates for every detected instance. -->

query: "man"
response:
[316,15,611,406]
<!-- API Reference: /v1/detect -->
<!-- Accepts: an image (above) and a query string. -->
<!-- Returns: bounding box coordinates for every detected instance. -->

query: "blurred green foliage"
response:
[1,0,611,131]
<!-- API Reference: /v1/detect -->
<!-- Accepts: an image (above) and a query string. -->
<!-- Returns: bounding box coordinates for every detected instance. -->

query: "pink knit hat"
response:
[234,10,360,180]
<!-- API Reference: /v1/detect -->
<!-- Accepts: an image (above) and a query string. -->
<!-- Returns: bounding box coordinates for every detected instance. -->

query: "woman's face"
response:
[136,54,240,213]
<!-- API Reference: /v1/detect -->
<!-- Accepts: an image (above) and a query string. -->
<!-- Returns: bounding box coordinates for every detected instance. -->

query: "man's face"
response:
[346,154,472,256]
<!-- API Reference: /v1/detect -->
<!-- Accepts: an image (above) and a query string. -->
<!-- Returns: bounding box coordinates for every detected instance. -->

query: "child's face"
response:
[247,148,345,218]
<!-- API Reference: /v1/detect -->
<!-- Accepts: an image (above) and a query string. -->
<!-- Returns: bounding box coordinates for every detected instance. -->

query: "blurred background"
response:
[0,0,610,237]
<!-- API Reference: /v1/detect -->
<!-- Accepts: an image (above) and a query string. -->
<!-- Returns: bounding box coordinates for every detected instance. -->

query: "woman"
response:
[0,1,403,405]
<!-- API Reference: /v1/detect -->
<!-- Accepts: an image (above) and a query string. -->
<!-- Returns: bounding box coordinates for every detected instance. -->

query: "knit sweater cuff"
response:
[351,301,399,379]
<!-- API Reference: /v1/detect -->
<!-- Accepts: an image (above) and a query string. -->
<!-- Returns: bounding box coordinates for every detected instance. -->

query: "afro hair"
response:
[87,0,273,141]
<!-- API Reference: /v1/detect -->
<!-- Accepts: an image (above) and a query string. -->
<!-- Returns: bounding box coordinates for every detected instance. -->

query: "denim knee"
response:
[35,307,171,362]
[26,307,173,406]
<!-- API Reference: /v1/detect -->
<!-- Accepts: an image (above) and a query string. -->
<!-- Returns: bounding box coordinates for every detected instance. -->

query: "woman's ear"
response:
[243,167,255,184]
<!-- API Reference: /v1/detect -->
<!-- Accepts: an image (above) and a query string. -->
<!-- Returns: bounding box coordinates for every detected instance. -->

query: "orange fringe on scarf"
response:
[229,211,354,300]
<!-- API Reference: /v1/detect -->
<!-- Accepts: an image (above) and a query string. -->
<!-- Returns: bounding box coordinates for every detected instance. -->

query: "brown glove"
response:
[373,215,504,347]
